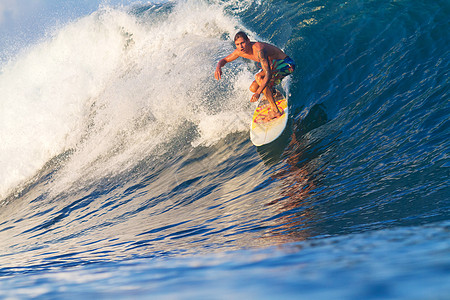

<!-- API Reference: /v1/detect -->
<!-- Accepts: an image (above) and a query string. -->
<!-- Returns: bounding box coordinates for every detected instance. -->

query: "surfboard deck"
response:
[250,90,288,146]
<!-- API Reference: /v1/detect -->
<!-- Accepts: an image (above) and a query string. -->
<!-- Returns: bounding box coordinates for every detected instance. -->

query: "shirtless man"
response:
[215,31,295,119]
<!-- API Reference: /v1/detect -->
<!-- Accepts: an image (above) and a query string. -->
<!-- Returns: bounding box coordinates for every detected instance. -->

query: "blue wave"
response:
[0,0,448,298]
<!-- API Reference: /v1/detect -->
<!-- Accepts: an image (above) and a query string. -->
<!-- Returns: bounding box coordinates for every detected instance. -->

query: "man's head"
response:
[234,31,249,42]
[234,31,250,53]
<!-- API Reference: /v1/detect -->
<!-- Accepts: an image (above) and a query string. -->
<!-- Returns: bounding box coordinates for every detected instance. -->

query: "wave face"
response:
[0,0,448,298]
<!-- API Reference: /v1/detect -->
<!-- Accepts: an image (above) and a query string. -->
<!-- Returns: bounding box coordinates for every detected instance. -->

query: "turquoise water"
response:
[0,0,449,298]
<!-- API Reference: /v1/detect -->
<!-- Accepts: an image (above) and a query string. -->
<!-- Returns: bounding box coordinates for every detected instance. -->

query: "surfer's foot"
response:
[267,109,283,120]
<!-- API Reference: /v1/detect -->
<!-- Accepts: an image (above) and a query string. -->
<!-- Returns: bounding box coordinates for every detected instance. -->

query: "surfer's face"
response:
[235,37,249,53]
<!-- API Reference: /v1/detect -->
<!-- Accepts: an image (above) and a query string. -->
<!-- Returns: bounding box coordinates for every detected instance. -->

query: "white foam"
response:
[0,1,255,198]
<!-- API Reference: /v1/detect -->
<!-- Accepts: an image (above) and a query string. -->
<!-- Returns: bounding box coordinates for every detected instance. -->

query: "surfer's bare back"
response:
[214,31,295,119]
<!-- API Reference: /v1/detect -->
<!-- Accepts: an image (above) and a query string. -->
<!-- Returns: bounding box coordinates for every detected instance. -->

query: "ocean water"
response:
[0,0,449,298]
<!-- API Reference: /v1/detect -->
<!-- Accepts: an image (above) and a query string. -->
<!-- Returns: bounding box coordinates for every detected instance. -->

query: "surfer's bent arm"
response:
[256,48,271,94]
[215,51,239,80]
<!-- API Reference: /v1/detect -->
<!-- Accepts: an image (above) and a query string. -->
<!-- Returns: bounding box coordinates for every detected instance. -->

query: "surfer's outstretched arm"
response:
[215,51,239,80]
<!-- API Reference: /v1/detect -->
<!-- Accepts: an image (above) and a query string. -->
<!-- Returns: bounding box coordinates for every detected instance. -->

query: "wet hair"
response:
[234,31,249,42]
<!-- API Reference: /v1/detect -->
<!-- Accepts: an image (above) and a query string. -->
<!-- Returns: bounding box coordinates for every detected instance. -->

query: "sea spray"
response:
[1,1,254,199]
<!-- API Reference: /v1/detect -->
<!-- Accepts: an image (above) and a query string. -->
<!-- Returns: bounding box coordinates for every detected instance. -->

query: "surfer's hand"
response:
[214,67,222,80]
[251,93,260,102]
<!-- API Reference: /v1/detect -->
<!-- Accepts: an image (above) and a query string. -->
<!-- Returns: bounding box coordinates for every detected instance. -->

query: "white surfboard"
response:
[250,90,288,146]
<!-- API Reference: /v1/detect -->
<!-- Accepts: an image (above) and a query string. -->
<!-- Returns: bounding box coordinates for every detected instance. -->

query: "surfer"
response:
[214,31,295,119]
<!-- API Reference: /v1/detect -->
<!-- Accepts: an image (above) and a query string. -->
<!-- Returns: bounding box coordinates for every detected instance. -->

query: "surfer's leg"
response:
[249,81,258,93]
[253,71,281,119]
[268,57,295,101]
[263,86,282,119]
[250,70,265,93]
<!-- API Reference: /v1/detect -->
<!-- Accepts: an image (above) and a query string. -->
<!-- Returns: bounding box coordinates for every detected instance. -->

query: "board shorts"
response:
[269,56,295,87]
